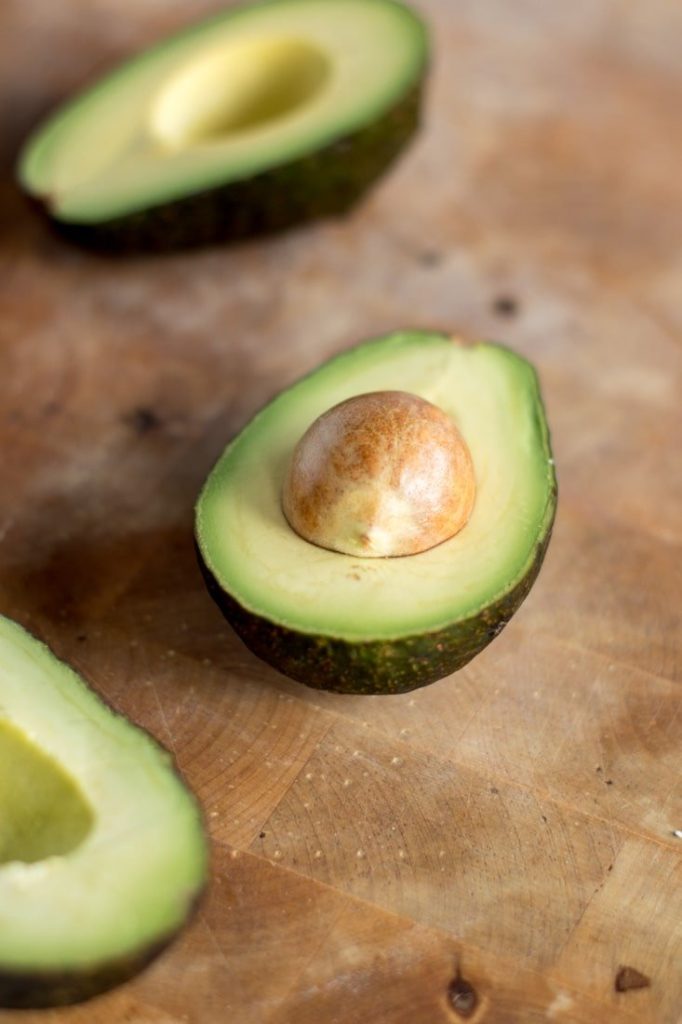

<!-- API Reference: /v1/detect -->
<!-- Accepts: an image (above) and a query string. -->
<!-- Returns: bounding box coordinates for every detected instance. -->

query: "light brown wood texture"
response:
[1,0,681,1021]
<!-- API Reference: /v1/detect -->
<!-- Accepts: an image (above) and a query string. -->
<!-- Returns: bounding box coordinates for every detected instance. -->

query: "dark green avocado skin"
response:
[0,938,168,1009]
[0,885,205,1010]
[196,486,556,695]
[44,82,423,253]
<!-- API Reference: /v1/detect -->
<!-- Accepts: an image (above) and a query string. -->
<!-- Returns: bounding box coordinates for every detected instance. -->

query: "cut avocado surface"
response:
[0,616,207,1008]
[18,0,428,250]
[196,331,557,694]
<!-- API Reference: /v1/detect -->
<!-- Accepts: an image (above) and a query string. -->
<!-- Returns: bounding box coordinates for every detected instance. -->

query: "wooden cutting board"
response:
[1,0,681,1021]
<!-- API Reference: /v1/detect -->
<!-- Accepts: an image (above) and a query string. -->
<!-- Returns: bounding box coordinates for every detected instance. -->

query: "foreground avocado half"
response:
[0,616,207,1008]
[17,0,428,250]
[196,331,557,695]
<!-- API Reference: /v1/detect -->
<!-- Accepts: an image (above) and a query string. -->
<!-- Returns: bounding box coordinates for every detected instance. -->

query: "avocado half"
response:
[0,616,207,1008]
[195,331,557,695]
[17,0,428,251]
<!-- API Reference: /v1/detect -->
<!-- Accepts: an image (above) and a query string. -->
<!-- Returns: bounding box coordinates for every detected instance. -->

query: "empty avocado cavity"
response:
[0,720,93,865]
[151,37,331,149]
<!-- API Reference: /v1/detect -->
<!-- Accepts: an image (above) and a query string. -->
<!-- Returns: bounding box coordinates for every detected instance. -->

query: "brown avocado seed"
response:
[282,391,476,557]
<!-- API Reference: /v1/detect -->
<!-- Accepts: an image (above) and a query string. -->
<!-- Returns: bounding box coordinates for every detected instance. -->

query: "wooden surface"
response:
[1,0,681,1021]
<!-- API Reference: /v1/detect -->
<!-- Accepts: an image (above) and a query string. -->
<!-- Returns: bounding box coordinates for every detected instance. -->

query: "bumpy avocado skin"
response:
[45,82,423,253]
[197,482,556,695]
[0,880,207,1010]
[0,939,170,1009]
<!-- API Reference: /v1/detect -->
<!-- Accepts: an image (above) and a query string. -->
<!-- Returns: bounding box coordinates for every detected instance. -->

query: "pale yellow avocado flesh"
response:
[196,332,556,641]
[18,0,427,223]
[0,720,93,866]
[0,616,206,972]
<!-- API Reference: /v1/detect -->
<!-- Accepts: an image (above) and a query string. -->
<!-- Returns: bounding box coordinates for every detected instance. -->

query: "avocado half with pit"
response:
[195,331,557,695]
[17,0,428,251]
[0,616,207,1008]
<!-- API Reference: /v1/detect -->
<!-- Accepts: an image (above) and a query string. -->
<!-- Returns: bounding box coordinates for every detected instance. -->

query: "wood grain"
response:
[1,0,681,1021]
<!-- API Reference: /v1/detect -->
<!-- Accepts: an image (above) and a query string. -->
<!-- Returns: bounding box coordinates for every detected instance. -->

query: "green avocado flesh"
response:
[0,616,207,1008]
[196,331,557,694]
[18,0,427,249]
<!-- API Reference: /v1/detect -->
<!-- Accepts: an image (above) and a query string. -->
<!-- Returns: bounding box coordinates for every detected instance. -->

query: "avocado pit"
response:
[282,390,476,557]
